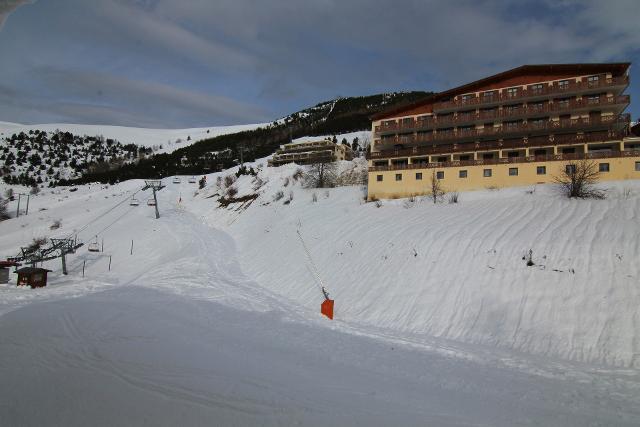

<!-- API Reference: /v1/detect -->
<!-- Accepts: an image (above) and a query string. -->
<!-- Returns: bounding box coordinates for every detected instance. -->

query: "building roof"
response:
[371,63,631,121]
[0,261,19,268]
[15,267,51,275]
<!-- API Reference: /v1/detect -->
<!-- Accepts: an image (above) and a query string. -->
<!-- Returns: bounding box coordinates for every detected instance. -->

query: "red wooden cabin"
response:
[15,267,51,289]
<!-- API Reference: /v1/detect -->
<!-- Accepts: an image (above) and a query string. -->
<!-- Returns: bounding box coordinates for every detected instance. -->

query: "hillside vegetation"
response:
[62,91,430,185]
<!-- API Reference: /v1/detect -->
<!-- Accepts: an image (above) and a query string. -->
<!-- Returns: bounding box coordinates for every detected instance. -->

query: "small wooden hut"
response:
[15,267,51,289]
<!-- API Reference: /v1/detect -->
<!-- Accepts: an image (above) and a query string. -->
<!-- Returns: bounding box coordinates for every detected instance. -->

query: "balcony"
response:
[374,114,629,149]
[374,95,630,136]
[433,75,629,113]
[369,129,628,160]
[369,149,640,172]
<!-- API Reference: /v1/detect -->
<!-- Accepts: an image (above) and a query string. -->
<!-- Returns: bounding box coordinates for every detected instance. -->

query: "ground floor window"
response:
[459,170,468,178]
[566,165,576,174]
[509,167,518,176]
[376,175,383,182]
[537,166,546,175]
[436,171,444,179]
[416,172,423,180]
[599,163,610,172]
[636,161,640,171]
[395,173,402,181]
[483,169,492,177]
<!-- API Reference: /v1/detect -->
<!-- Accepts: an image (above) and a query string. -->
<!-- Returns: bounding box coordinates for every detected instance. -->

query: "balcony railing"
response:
[368,130,628,160]
[369,150,640,172]
[374,114,629,149]
[374,95,630,135]
[433,75,629,112]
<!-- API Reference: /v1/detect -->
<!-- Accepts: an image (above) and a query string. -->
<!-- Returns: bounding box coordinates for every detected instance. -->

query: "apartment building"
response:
[368,63,639,199]
[268,139,353,167]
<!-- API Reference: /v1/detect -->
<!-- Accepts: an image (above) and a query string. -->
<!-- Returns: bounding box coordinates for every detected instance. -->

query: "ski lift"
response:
[88,237,100,253]
[147,198,156,206]
[129,197,140,206]
[172,177,181,184]
[188,176,196,184]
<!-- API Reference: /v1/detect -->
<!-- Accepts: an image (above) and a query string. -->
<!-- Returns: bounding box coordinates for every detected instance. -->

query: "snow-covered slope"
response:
[190,162,640,368]
[1,163,640,425]
[0,121,267,154]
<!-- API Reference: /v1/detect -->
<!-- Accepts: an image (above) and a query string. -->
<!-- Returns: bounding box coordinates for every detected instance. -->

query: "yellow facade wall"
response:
[367,156,640,200]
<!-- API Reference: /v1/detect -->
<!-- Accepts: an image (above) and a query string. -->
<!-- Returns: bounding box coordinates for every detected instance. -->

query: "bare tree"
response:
[303,160,337,188]
[0,197,9,221]
[554,159,605,199]
[428,171,445,204]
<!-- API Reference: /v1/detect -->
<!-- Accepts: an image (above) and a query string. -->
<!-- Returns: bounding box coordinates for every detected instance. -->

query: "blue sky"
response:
[0,0,638,128]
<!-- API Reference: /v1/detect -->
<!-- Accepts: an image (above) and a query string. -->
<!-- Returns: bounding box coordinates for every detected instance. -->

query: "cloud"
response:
[0,0,637,126]
[0,0,32,28]
[0,68,272,127]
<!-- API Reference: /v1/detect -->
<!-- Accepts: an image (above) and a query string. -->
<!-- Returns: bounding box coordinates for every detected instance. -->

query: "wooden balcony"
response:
[368,129,628,160]
[374,95,630,135]
[373,114,629,151]
[369,149,640,172]
[433,75,629,112]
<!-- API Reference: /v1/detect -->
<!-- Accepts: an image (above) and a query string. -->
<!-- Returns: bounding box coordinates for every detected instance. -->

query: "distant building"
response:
[368,63,639,200]
[268,139,353,167]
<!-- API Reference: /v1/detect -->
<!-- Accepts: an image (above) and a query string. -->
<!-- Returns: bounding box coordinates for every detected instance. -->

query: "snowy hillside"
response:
[0,121,266,154]
[1,160,640,425]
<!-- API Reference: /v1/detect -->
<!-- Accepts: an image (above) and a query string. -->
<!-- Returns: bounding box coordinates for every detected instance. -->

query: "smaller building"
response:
[0,261,19,284]
[15,267,51,289]
[268,139,353,167]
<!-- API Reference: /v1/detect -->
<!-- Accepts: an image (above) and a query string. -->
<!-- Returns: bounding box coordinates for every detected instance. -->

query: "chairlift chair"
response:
[129,197,140,206]
[188,176,196,184]
[147,198,156,206]
[172,177,181,184]
[88,237,100,253]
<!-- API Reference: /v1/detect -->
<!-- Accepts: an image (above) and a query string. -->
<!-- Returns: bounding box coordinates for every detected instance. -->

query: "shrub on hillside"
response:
[555,160,605,199]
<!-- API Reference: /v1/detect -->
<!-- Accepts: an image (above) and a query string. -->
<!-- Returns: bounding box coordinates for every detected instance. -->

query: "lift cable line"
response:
[64,187,143,240]
[296,229,334,319]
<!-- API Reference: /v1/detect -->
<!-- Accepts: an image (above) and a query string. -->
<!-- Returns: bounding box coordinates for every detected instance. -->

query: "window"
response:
[461,94,474,103]
[558,79,570,90]
[483,90,497,100]
[507,151,520,158]
[395,173,402,181]
[537,166,546,175]
[566,165,576,174]
[599,163,610,172]
[636,162,640,171]
[506,87,519,98]
[483,169,492,177]
[509,167,519,176]
[436,171,444,180]
[556,98,570,108]
[415,172,423,180]
[587,75,600,85]
[376,175,383,182]
[459,170,468,178]
[587,95,600,104]
[505,120,520,129]
[529,83,544,94]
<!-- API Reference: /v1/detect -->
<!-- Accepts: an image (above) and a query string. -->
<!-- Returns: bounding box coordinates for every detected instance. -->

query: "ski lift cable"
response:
[64,187,143,240]
[296,229,329,300]
[92,205,137,237]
